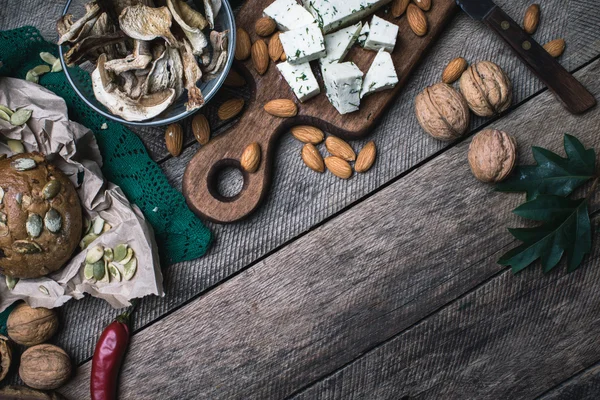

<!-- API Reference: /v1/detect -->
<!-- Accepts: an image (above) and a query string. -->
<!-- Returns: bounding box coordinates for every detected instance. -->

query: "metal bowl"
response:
[58,0,236,127]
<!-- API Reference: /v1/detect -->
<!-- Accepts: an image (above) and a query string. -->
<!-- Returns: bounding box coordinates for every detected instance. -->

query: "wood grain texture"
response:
[38,0,600,373]
[539,361,600,400]
[61,61,600,399]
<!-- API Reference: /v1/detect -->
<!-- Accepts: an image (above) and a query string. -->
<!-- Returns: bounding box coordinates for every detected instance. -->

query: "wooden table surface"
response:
[2,0,600,398]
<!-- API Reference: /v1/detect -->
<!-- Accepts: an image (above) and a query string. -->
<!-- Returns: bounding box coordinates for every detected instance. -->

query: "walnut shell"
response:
[459,61,512,117]
[468,129,517,183]
[7,303,59,346]
[415,82,470,141]
[0,334,12,382]
[19,344,71,390]
[0,385,67,400]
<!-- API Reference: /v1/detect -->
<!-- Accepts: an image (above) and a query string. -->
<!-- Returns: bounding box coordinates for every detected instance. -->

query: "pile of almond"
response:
[394,0,432,37]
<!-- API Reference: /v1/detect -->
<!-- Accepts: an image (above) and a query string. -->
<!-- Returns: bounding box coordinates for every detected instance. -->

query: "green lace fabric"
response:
[0,26,213,266]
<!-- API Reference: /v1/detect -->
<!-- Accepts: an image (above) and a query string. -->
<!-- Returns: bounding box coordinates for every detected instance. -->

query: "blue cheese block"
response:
[303,0,392,33]
[277,61,321,102]
[364,15,398,52]
[264,0,316,31]
[322,62,364,115]
[280,23,326,65]
[357,22,369,47]
[320,22,362,64]
[361,49,398,98]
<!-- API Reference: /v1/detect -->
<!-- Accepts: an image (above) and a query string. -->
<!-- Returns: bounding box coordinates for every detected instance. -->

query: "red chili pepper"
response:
[90,301,137,400]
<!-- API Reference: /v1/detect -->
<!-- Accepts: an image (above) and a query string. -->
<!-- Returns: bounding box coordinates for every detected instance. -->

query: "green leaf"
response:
[498,195,591,273]
[496,134,596,200]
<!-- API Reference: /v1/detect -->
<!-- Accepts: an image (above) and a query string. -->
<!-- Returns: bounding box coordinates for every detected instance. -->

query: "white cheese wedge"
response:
[361,49,398,98]
[303,0,392,33]
[357,22,369,47]
[322,62,364,115]
[364,15,398,52]
[280,23,327,65]
[320,22,362,65]
[264,0,316,31]
[277,61,321,102]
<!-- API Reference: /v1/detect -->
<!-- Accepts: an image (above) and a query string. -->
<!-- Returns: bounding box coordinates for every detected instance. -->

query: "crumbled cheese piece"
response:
[279,23,326,65]
[364,15,398,52]
[277,61,321,102]
[303,0,392,33]
[357,22,369,47]
[322,62,364,115]
[320,22,363,65]
[100,122,108,130]
[264,0,316,31]
[361,49,398,98]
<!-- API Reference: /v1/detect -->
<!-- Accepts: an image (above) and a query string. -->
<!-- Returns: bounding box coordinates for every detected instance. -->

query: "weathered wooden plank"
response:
[539,362,600,400]
[61,61,600,399]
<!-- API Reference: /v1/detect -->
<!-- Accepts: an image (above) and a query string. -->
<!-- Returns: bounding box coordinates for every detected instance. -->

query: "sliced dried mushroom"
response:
[147,46,184,98]
[119,5,178,47]
[88,12,118,60]
[104,40,153,73]
[203,0,222,29]
[56,14,74,37]
[179,39,204,111]
[64,31,127,66]
[57,2,101,45]
[92,54,176,121]
[203,30,228,80]
[167,0,208,55]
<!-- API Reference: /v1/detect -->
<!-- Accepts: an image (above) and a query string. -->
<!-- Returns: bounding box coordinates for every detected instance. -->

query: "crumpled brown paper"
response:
[0,77,163,310]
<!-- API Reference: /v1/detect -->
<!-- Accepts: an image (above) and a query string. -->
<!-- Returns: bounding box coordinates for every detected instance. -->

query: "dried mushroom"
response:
[104,40,152,73]
[64,31,127,66]
[147,46,184,98]
[202,30,229,80]
[57,2,100,44]
[180,39,205,111]
[167,0,208,55]
[203,0,222,29]
[119,5,178,46]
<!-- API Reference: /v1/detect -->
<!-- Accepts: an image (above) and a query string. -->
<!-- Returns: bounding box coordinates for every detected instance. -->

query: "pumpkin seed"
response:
[31,65,51,75]
[99,260,110,283]
[42,179,61,200]
[12,240,42,254]
[38,285,49,295]
[10,109,33,126]
[51,59,63,72]
[44,208,62,233]
[7,140,24,154]
[102,223,112,233]
[83,218,91,235]
[104,247,114,262]
[0,110,9,122]
[40,52,58,65]
[26,213,43,238]
[108,262,121,282]
[0,105,13,117]
[121,248,134,265]
[0,187,4,204]
[92,217,105,235]
[123,257,137,280]
[113,244,128,262]
[86,245,105,264]
[15,193,22,204]
[83,262,94,280]
[79,233,98,249]
[11,158,36,171]
[5,276,18,290]
[25,70,39,83]
[91,259,105,280]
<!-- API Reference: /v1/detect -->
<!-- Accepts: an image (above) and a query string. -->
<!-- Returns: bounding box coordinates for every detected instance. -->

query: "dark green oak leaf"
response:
[496,134,596,200]
[498,195,592,273]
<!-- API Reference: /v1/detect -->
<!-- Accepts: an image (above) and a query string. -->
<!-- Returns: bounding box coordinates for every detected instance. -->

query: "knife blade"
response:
[456,0,596,115]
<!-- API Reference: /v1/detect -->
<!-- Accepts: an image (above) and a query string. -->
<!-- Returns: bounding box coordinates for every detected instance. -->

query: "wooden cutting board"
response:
[183,0,457,223]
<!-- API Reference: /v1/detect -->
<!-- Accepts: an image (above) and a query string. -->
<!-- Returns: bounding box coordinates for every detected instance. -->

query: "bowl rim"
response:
[58,0,237,127]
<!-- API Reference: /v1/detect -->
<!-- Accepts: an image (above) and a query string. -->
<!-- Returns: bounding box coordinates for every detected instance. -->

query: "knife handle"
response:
[484,7,596,114]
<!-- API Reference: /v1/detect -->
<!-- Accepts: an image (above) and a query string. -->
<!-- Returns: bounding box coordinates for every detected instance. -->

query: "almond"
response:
[523,4,540,35]
[281,52,287,62]
[165,123,183,157]
[392,0,410,17]
[192,114,210,145]
[264,99,297,117]
[255,17,277,37]
[442,57,468,84]
[218,98,245,120]
[301,144,325,173]
[324,156,352,179]
[291,125,324,144]
[251,39,269,75]
[543,38,565,58]
[413,0,431,12]
[224,69,246,87]
[241,142,261,173]
[325,136,356,161]
[407,4,428,36]
[355,141,377,173]
[235,28,251,60]
[269,32,284,62]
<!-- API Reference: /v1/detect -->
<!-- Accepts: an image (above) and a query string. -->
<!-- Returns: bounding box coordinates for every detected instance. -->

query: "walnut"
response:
[0,335,12,382]
[415,83,470,141]
[0,385,67,400]
[19,344,72,390]
[468,129,517,183]
[7,303,59,346]
[459,61,512,117]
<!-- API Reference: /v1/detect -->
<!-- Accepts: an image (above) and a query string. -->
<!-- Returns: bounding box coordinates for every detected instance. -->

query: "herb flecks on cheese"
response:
[364,15,398,52]
[280,22,327,64]
[264,0,316,31]
[322,61,364,115]
[303,0,393,33]
[321,22,363,64]
[361,49,398,98]
[277,61,321,102]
